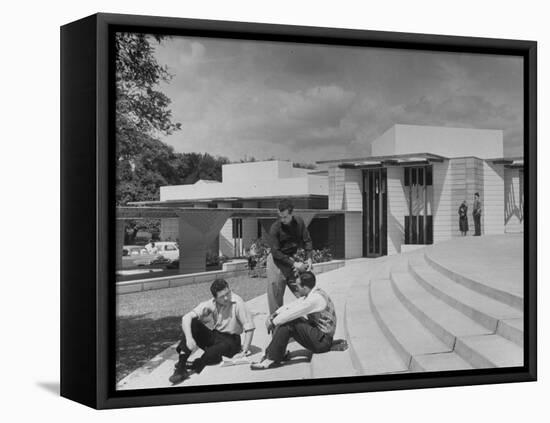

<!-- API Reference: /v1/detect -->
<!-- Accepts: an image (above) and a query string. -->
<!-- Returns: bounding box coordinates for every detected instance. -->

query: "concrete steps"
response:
[368,278,471,372]
[344,281,409,375]
[343,240,524,373]
[424,249,523,311]
[408,255,523,346]
[390,270,492,348]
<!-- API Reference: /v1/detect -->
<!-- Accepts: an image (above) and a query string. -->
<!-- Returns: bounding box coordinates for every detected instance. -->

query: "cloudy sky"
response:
[152,35,523,164]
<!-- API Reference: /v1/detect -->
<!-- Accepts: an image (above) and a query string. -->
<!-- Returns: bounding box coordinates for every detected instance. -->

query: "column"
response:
[178,210,232,274]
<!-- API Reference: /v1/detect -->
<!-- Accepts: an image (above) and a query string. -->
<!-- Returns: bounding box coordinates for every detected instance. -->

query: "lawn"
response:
[116,274,268,382]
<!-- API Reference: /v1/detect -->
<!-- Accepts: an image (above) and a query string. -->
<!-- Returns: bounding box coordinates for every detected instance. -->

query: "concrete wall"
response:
[328,166,362,211]
[432,161,453,243]
[371,124,504,159]
[505,168,524,233]
[160,160,328,201]
[218,202,233,257]
[344,212,363,259]
[370,126,396,156]
[483,162,505,235]
[242,201,259,252]
[386,167,407,255]
[116,259,346,295]
[160,218,179,241]
[223,160,294,183]
[328,166,344,210]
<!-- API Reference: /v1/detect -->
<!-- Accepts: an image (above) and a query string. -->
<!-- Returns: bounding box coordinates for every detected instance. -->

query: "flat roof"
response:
[117,207,359,220]
[316,152,447,166]
[129,194,327,207]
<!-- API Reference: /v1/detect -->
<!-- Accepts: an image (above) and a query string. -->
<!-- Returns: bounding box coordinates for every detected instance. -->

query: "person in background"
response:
[266,199,313,315]
[473,192,482,236]
[458,200,469,236]
[168,279,255,385]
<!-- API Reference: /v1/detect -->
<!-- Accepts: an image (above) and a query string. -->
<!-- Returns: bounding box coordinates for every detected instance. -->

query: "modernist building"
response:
[319,124,524,258]
[117,124,524,274]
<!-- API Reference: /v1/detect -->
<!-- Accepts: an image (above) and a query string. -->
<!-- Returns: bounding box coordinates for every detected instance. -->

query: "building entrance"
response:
[404,166,433,245]
[362,168,387,257]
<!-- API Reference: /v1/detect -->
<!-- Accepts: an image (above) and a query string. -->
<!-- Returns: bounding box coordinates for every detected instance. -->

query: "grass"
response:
[116,274,268,382]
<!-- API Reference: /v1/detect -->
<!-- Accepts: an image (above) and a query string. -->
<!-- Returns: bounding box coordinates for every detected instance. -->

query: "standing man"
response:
[168,279,255,385]
[251,271,336,370]
[473,192,482,236]
[266,199,313,315]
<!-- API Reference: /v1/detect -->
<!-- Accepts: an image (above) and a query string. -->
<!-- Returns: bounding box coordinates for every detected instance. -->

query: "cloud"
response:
[152,36,523,162]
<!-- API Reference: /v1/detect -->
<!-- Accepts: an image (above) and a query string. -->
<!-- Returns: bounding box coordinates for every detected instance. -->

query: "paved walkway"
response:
[426,234,523,297]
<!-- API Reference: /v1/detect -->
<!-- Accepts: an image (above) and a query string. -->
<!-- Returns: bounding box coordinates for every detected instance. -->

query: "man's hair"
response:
[474,192,480,197]
[277,198,294,213]
[210,279,229,297]
[299,271,316,289]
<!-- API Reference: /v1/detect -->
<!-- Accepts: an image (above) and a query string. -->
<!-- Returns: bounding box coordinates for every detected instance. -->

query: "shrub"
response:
[293,247,333,264]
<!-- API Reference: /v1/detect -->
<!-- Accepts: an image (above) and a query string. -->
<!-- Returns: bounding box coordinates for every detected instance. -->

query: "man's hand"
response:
[265,315,275,334]
[293,261,307,273]
[186,337,197,352]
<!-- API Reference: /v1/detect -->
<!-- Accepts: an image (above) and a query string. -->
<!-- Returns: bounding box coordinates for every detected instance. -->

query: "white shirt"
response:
[272,287,327,327]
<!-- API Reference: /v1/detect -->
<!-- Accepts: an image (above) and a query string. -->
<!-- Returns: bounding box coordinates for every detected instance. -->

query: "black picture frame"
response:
[60,12,537,409]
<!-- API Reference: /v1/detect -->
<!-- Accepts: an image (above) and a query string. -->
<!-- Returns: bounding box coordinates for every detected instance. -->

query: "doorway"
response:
[362,168,387,257]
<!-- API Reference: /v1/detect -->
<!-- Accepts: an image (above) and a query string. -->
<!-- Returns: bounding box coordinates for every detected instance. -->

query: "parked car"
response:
[121,242,179,269]
[122,245,147,256]
[150,242,179,263]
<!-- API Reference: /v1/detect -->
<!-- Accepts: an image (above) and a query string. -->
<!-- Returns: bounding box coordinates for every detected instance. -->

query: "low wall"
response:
[116,260,346,295]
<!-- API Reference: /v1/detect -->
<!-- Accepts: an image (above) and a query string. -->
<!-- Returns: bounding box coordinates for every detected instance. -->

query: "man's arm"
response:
[235,298,256,355]
[181,311,198,351]
[272,293,326,327]
[240,330,254,355]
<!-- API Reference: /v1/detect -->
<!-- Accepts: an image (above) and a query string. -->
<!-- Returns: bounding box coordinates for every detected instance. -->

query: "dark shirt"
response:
[269,215,313,274]
[473,199,482,216]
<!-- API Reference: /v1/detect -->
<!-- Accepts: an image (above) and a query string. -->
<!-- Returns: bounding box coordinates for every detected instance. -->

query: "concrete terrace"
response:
[117,234,524,391]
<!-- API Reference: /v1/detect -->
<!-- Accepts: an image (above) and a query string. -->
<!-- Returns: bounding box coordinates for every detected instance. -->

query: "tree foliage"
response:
[115,33,230,241]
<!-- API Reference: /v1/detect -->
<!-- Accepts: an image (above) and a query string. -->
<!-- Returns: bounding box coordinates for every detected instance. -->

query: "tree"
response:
[115,33,183,242]
[115,33,182,204]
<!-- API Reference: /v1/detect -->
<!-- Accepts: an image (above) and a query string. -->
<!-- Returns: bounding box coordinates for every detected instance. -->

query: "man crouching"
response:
[169,279,255,384]
[251,271,336,370]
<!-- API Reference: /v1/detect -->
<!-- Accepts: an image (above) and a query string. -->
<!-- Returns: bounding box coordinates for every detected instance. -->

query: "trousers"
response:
[266,253,300,315]
[176,319,241,373]
[265,319,332,362]
[474,214,481,236]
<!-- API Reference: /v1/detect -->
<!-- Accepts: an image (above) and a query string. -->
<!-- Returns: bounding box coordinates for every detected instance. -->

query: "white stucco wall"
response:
[386,167,407,255]
[371,125,504,159]
[344,212,363,259]
[328,167,344,210]
[160,160,327,202]
[483,162,505,235]
[432,161,453,243]
[328,167,362,211]
[160,218,179,242]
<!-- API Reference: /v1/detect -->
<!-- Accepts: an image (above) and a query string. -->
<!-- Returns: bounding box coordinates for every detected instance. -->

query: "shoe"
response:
[250,357,281,370]
[168,363,189,385]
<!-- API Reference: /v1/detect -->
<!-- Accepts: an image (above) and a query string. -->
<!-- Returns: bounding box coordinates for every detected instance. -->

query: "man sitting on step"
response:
[251,271,336,370]
[169,279,255,384]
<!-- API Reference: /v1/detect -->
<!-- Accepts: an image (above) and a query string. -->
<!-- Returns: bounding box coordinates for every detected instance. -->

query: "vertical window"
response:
[232,218,242,238]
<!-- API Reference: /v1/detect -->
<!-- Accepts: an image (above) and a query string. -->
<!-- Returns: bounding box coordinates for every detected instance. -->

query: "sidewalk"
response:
[117,258,373,390]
